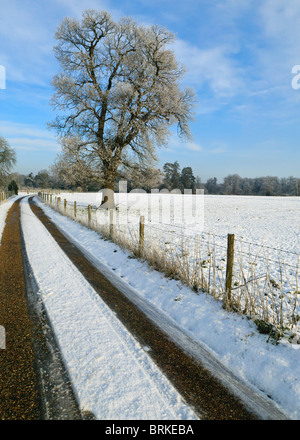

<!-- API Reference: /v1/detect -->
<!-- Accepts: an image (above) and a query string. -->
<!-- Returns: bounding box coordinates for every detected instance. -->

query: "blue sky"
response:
[1,0,300,182]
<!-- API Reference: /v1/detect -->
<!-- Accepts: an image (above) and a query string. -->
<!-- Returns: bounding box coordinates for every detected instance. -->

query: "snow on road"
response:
[19,197,198,420]
[1,194,300,419]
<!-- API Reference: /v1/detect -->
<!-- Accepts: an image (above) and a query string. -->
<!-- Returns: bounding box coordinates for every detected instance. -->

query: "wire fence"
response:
[38,192,300,338]
[0,190,15,204]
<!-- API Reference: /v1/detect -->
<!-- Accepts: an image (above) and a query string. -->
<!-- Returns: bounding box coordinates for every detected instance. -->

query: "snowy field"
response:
[1,194,300,419]
[47,192,300,333]
[54,191,300,253]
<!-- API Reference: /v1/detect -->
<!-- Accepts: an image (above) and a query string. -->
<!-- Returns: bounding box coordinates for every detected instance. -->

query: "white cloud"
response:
[167,134,202,152]
[186,142,203,152]
[173,39,245,99]
[169,0,300,120]
[54,0,110,18]
[0,121,52,138]
[167,133,225,155]
[0,1,58,85]
[253,0,300,89]
[260,0,300,44]
[0,121,59,152]
[8,137,59,152]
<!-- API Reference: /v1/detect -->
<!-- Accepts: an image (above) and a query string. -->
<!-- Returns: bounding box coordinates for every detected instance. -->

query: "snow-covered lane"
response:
[31,195,300,420]
[19,197,198,420]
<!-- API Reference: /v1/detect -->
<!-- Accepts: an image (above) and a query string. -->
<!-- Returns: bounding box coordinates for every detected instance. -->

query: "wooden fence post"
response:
[139,216,145,251]
[50,194,53,205]
[64,199,67,212]
[88,204,91,226]
[74,201,77,218]
[109,209,114,236]
[57,197,61,209]
[225,233,235,303]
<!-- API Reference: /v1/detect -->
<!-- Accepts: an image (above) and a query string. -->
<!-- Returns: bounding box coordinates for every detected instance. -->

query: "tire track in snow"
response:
[25,196,260,420]
[21,197,198,420]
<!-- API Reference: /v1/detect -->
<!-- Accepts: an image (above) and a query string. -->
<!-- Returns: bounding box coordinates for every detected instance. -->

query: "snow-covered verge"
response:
[32,196,300,420]
[19,197,198,420]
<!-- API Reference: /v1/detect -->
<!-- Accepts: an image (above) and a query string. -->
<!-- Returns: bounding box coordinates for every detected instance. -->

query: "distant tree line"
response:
[1,133,298,196]
[202,174,300,196]
[3,160,300,197]
[5,170,101,193]
[158,161,300,196]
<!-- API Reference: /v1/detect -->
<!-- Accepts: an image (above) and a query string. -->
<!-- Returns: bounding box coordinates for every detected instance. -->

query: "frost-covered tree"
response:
[34,170,52,189]
[49,9,195,207]
[180,166,195,191]
[223,174,242,195]
[163,161,181,190]
[8,179,18,195]
[118,163,163,192]
[51,136,102,191]
[0,137,16,185]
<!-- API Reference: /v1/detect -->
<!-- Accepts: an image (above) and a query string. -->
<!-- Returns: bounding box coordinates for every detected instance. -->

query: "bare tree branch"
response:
[49,9,195,206]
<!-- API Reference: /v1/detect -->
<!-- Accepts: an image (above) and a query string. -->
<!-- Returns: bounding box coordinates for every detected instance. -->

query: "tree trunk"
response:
[100,187,115,209]
[99,168,116,209]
